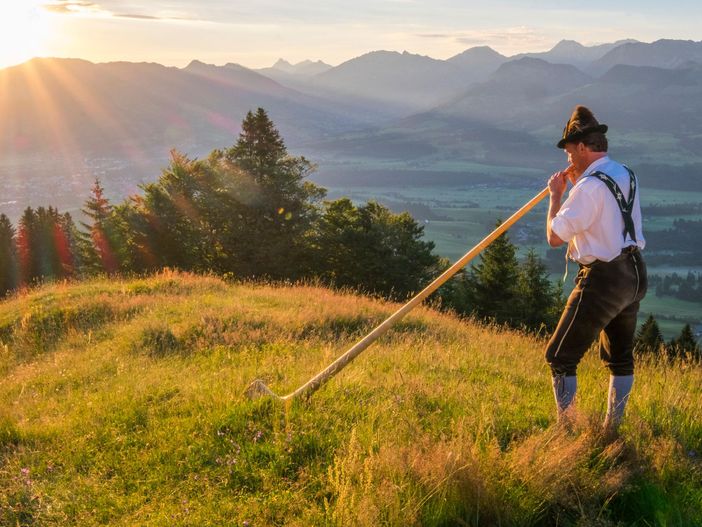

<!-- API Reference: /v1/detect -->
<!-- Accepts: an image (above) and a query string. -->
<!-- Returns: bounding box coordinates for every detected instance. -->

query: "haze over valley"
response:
[4,38,702,218]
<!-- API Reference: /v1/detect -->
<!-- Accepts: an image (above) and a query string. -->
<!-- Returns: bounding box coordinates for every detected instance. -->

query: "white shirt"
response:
[551,156,646,264]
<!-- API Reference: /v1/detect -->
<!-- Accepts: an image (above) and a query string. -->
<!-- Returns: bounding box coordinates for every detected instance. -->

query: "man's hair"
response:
[580,132,608,152]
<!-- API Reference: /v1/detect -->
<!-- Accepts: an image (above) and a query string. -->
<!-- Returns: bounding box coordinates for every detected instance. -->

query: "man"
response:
[545,105,647,431]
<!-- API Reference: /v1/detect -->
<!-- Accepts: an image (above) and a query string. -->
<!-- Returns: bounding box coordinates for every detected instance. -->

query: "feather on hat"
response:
[557,105,608,149]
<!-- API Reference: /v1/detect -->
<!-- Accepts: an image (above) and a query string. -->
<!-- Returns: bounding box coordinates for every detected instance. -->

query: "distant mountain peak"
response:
[452,46,505,58]
[185,59,209,69]
[552,39,586,51]
[269,58,331,75]
[273,58,293,69]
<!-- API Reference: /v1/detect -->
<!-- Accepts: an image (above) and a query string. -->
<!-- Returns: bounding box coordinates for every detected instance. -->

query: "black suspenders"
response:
[587,167,638,243]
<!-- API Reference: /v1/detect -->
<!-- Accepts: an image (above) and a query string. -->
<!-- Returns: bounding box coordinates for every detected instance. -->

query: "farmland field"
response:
[327,184,702,339]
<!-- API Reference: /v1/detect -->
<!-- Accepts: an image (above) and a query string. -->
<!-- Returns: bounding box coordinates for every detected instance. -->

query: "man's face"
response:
[564,142,587,172]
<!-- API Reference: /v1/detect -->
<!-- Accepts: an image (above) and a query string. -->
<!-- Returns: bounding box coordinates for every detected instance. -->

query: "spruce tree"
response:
[17,207,37,285]
[228,108,287,169]
[635,314,665,356]
[58,212,80,278]
[0,214,18,296]
[516,249,563,333]
[463,221,520,326]
[222,108,325,278]
[669,324,700,360]
[80,179,121,274]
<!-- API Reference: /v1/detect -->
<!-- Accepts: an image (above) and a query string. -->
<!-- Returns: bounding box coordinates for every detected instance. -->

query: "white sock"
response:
[552,374,577,416]
[605,374,634,427]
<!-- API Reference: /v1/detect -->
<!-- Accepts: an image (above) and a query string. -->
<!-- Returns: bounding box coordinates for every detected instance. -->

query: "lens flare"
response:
[0,1,52,68]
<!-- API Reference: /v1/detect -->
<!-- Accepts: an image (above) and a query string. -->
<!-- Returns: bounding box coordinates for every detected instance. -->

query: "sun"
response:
[0,1,52,68]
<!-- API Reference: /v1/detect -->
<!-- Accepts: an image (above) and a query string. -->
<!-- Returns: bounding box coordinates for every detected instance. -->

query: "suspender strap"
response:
[588,167,637,243]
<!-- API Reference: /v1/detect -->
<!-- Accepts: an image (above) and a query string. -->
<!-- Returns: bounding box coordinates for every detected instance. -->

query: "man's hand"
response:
[546,166,573,248]
[548,166,572,199]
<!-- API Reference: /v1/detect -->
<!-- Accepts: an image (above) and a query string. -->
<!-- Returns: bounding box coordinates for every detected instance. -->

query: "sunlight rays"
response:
[18,59,84,172]
[41,58,149,166]
[0,1,52,68]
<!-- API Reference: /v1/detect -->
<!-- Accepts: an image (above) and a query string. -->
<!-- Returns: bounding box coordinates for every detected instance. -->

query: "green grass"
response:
[0,272,701,526]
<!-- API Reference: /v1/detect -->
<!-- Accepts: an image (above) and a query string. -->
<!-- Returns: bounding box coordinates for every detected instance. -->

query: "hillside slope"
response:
[0,272,700,526]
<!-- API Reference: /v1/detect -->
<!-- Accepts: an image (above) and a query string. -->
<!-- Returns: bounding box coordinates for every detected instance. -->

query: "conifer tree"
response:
[17,207,37,285]
[59,212,81,277]
[463,221,520,326]
[669,324,700,360]
[0,214,18,296]
[80,179,120,274]
[635,314,665,356]
[311,198,439,299]
[15,207,78,284]
[222,108,325,278]
[228,108,287,170]
[516,249,563,332]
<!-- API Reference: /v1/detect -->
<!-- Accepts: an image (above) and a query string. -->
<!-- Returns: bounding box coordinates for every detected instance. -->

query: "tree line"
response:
[1,108,564,333]
[650,272,702,303]
[635,315,701,361]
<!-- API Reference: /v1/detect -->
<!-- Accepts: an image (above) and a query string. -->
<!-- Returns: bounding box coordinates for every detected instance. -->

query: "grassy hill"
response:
[0,272,700,526]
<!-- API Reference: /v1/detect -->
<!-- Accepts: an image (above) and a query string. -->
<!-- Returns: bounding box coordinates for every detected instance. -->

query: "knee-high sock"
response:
[552,374,577,415]
[605,374,634,426]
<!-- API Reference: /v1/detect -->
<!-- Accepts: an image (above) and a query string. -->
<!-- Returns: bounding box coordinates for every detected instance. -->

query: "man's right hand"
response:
[548,165,576,198]
[548,170,568,200]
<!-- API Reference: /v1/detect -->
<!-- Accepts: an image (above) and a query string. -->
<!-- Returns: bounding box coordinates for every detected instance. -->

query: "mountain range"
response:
[2,38,702,218]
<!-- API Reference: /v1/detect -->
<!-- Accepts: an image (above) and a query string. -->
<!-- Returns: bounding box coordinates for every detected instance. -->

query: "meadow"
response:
[1,272,700,526]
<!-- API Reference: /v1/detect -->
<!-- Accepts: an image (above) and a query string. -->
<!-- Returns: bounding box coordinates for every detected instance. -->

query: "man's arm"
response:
[546,169,569,247]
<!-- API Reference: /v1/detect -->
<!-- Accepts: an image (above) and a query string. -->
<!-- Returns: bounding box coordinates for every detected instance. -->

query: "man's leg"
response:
[546,265,628,420]
[552,374,577,416]
[545,269,604,418]
[600,301,639,430]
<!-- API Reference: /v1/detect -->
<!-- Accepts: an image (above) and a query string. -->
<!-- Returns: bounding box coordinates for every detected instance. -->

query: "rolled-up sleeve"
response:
[551,186,597,242]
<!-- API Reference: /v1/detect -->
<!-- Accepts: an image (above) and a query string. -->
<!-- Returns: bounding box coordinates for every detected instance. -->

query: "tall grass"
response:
[0,271,700,526]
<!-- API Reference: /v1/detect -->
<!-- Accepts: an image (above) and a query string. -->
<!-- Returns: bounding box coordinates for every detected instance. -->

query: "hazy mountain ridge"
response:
[0,57,378,159]
[444,45,508,81]
[513,39,638,69]
[589,39,702,75]
[308,50,475,112]
[3,38,702,219]
[262,58,333,76]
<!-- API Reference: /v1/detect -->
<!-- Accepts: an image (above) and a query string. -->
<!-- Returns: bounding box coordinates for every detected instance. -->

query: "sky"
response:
[2,0,702,70]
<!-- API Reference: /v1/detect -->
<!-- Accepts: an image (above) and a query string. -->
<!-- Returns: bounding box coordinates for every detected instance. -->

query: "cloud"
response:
[114,13,161,20]
[414,27,551,52]
[41,1,99,14]
[114,13,198,21]
[42,2,200,22]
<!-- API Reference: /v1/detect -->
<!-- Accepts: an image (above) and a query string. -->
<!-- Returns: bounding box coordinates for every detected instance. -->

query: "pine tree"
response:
[228,108,287,170]
[0,214,18,296]
[17,207,37,285]
[516,249,563,333]
[221,108,325,278]
[635,314,665,356]
[669,324,701,360]
[37,206,72,279]
[80,179,120,274]
[58,212,81,277]
[463,222,520,326]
